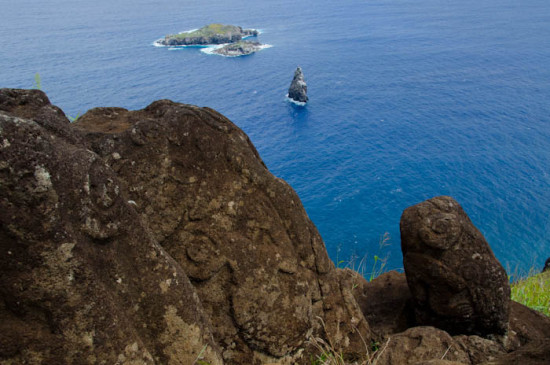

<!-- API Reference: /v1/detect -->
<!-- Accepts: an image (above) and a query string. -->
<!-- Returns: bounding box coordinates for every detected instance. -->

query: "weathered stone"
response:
[339,269,414,340]
[288,67,308,103]
[543,257,550,273]
[509,300,550,346]
[72,99,370,362]
[400,196,510,336]
[374,326,471,365]
[0,90,223,364]
[0,88,77,144]
[480,339,550,365]
[452,335,506,364]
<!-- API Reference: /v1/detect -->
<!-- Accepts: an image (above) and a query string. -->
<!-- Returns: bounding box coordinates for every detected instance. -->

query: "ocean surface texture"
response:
[2,0,549,274]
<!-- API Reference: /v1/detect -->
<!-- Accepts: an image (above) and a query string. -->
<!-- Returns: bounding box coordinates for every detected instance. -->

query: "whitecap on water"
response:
[285,94,307,106]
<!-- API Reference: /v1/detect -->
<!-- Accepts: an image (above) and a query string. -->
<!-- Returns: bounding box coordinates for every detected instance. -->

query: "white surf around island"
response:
[285,94,307,106]
[200,43,272,57]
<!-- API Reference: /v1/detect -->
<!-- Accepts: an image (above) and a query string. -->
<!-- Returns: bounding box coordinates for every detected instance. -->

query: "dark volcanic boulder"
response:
[509,300,550,346]
[339,269,414,340]
[0,88,371,364]
[0,89,223,364]
[400,196,510,336]
[71,97,369,362]
[480,339,550,365]
[543,257,550,273]
[288,67,308,104]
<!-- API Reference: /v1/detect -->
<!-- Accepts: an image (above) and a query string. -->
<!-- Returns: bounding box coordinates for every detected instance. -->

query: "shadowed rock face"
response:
[543,258,550,273]
[338,269,414,340]
[509,300,550,346]
[479,339,550,365]
[0,88,369,364]
[400,196,510,336]
[288,67,308,103]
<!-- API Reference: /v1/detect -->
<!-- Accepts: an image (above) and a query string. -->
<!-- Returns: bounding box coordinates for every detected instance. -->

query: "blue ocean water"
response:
[2,0,549,274]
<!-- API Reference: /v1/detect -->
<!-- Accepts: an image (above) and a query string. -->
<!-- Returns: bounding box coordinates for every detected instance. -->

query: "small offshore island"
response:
[155,23,270,57]
[212,41,266,57]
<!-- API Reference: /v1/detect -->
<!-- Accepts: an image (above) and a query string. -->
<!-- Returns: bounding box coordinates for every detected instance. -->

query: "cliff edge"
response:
[1,88,548,364]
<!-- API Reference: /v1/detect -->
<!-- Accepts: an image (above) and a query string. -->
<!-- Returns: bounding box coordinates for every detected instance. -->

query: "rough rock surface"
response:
[400,196,510,336]
[480,339,550,365]
[288,67,308,104]
[338,269,414,340]
[374,326,471,364]
[0,89,223,364]
[543,257,550,273]
[509,300,550,346]
[71,99,370,363]
[374,326,509,365]
[213,41,265,57]
[0,89,370,364]
[159,24,258,46]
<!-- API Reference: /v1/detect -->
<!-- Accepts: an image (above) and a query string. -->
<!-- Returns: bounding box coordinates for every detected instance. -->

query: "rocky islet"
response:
[287,66,308,104]
[156,23,269,57]
[157,24,259,46]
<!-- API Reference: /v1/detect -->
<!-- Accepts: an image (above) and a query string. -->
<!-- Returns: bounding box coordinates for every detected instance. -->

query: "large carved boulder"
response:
[0,89,223,364]
[400,196,510,336]
[70,98,370,362]
[0,88,371,364]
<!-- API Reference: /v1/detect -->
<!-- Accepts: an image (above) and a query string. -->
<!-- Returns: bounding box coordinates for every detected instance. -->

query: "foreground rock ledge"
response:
[0,88,368,364]
[1,89,549,365]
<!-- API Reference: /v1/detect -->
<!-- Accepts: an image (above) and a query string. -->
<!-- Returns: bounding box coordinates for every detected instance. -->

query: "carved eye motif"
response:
[419,213,460,250]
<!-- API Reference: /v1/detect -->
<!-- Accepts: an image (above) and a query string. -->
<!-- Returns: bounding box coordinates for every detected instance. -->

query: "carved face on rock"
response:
[400,196,510,336]
[418,212,461,251]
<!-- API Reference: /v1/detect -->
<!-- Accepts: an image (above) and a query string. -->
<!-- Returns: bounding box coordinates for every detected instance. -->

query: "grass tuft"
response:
[510,270,550,317]
[308,317,390,365]
[337,232,391,282]
[34,73,42,90]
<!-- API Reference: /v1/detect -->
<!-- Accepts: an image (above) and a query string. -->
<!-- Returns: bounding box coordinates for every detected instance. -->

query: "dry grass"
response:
[307,317,390,365]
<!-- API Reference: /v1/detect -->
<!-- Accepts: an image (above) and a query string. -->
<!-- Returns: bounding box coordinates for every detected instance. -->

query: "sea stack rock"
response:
[288,66,308,104]
[400,196,510,337]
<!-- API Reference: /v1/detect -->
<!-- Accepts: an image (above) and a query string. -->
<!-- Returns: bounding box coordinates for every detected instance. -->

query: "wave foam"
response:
[199,44,226,55]
[285,94,307,106]
[199,44,273,57]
